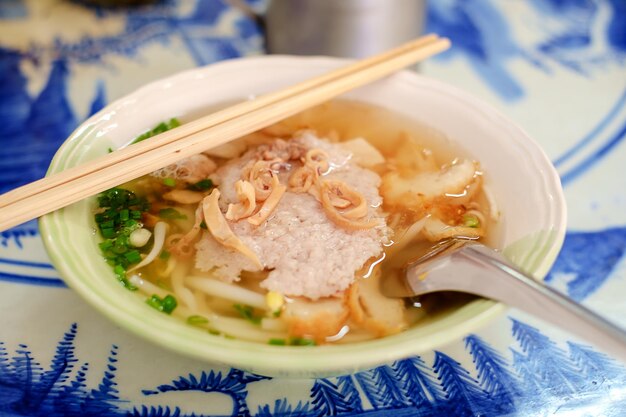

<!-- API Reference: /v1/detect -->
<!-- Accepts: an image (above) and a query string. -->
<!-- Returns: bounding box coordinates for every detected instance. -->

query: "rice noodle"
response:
[169,204,204,259]
[194,291,210,314]
[128,222,167,272]
[186,275,268,310]
[157,257,178,278]
[129,275,286,342]
[129,274,169,298]
[422,216,484,241]
[208,316,287,342]
[261,317,288,332]
[482,184,500,221]
[171,261,196,310]
[385,216,429,257]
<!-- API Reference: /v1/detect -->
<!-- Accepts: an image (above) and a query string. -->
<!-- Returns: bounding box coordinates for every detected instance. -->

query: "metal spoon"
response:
[382,238,626,362]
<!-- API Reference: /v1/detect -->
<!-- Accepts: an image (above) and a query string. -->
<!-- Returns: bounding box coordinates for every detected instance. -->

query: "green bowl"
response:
[40,56,566,377]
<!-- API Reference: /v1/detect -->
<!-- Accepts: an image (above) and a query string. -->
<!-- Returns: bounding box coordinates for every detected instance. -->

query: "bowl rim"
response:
[39,54,567,377]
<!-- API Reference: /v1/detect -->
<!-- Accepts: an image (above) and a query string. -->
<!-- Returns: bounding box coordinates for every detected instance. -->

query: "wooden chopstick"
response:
[0,34,439,210]
[0,35,450,232]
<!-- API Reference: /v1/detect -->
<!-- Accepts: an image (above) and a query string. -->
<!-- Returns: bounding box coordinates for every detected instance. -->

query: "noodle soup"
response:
[94,100,497,346]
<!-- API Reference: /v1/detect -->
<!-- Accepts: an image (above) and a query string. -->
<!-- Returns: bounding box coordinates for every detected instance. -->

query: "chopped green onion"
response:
[163,178,176,187]
[112,243,128,255]
[159,250,171,260]
[99,240,113,251]
[132,118,181,144]
[146,294,177,314]
[146,295,162,310]
[124,250,142,263]
[161,295,177,314]
[122,280,137,291]
[117,234,130,246]
[208,329,221,336]
[95,187,151,290]
[234,304,262,325]
[200,220,207,230]
[112,264,136,290]
[188,178,214,191]
[124,219,139,228]
[99,220,115,229]
[463,214,480,228]
[187,315,209,325]
[290,337,316,346]
[267,337,316,346]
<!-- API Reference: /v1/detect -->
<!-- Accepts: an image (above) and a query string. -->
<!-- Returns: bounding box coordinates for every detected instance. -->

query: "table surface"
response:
[1,1,626,416]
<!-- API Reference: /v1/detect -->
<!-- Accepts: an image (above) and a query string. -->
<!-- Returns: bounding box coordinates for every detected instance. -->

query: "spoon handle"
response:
[407,243,626,362]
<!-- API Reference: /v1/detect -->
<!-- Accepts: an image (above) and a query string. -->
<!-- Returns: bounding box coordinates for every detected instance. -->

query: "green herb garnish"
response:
[267,337,316,346]
[158,208,187,220]
[462,214,480,228]
[95,187,150,289]
[163,178,176,187]
[146,294,178,314]
[234,304,262,325]
[113,264,136,291]
[132,118,181,144]
[290,337,316,346]
[97,117,183,290]
[187,315,209,325]
[188,178,214,191]
[124,250,142,264]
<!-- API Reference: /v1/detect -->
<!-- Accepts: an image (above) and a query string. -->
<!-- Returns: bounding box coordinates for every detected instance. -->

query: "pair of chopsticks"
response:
[0,34,450,232]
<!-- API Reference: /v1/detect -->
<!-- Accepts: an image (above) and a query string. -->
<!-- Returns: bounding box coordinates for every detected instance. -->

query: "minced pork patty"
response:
[194,132,389,300]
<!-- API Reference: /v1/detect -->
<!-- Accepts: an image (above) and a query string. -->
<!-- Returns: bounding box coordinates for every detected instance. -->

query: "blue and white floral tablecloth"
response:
[1,1,625,416]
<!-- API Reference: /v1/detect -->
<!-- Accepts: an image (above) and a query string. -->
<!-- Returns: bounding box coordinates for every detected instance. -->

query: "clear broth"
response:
[122,99,497,344]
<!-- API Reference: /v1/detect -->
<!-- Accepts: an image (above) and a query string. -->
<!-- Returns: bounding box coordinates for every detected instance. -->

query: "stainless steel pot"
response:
[265,0,427,58]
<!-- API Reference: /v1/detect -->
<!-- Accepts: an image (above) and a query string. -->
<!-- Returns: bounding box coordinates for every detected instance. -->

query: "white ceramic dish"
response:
[39,55,566,378]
